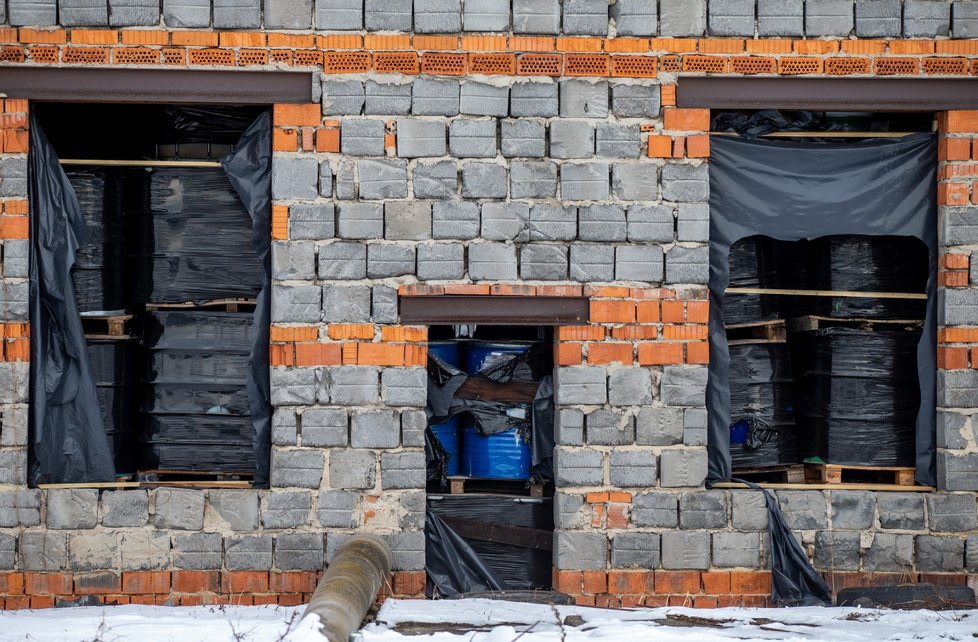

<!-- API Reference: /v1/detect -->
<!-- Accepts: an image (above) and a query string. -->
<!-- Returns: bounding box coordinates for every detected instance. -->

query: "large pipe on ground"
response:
[298,534,394,642]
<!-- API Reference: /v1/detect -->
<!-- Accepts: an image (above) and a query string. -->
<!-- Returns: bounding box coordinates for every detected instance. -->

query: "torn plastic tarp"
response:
[425,510,506,598]
[708,133,937,486]
[220,110,273,488]
[736,480,832,607]
[28,114,116,484]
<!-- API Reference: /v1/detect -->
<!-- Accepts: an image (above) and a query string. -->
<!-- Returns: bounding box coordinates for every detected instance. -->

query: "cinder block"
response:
[0,157,27,198]
[414,0,461,33]
[661,530,710,569]
[709,0,755,35]
[273,408,298,446]
[501,120,546,158]
[351,409,401,448]
[938,369,978,408]
[270,367,319,406]
[665,245,709,284]
[358,159,408,200]
[555,366,607,405]
[270,449,324,489]
[611,532,660,568]
[322,284,372,322]
[677,203,709,242]
[460,82,509,117]
[322,79,365,116]
[632,492,678,527]
[560,162,610,200]
[586,408,635,445]
[19,532,67,571]
[381,451,426,489]
[713,531,761,568]
[173,533,223,570]
[300,408,348,448]
[318,242,367,280]
[555,409,585,446]
[365,81,413,116]
[757,0,804,35]
[877,492,926,530]
[336,203,384,240]
[855,0,901,37]
[290,203,335,241]
[401,410,427,448]
[335,160,356,200]
[413,161,458,199]
[953,0,978,38]
[154,488,205,530]
[341,119,386,157]
[97,490,147,529]
[120,531,170,570]
[481,202,530,241]
[365,0,411,30]
[731,490,768,530]
[555,532,607,570]
[555,492,586,528]
[916,535,965,572]
[372,285,399,324]
[61,0,109,26]
[209,490,259,530]
[660,365,707,406]
[275,532,324,571]
[214,0,261,28]
[0,405,27,447]
[865,532,914,571]
[661,163,709,203]
[330,366,379,405]
[462,162,508,198]
[559,80,609,118]
[69,532,118,571]
[597,123,641,158]
[616,245,665,282]
[611,0,657,36]
[107,0,156,26]
[610,450,657,487]
[831,491,876,530]
[449,119,497,158]
[579,204,626,241]
[636,406,683,445]
[463,0,509,31]
[272,241,316,281]
[679,491,727,528]
[550,120,595,159]
[0,364,28,404]
[513,0,560,33]
[659,0,706,35]
[570,244,615,282]
[399,119,448,158]
[628,204,673,242]
[805,0,854,36]
[608,368,653,406]
[940,207,978,245]
[928,493,978,532]
[224,535,273,570]
[412,78,460,116]
[261,491,313,529]
[611,84,661,118]
[385,202,432,240]
[510,161,558,199]
[265,0,313,28]
[468,242,518,280]
[813,530,860,570]
[563,0,608,35]
[329,450,376,489]
[904,0,950,37]
[775,490,828,529]
[511,81,559,117]
[367,243,416,278]
[315,0,363,29]
[47,489,98,530]
[318,490,358,528]
[417,242,465,280]
[1,240,28,279]
[530,205,578,241]
[0,449,25,485]
[384,531,425,571]
[939,452,978,491]
[433,201,481,239]
[11,0,56,24]
[613,164,658,201]
[659,448,707,487]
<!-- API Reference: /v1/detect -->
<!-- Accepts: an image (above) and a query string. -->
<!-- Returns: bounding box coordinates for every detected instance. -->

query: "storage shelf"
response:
[725,287,927,300]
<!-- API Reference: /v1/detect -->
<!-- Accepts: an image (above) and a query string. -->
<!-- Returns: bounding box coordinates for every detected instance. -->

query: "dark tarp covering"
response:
[220,111,273,488]
[425,510,506,597]
[708,133,938,486]
[28,115,116,484]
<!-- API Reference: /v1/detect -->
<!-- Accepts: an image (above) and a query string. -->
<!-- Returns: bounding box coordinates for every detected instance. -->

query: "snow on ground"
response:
[1,598,977,641]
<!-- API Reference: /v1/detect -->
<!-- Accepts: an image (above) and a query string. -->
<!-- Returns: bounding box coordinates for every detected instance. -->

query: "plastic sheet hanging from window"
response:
[707,132,937,486]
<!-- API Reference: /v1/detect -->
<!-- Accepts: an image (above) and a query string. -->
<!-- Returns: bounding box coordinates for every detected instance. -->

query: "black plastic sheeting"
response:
[426,495,554,596]
[723,236,780,325]
[728,342,797,468]
[28,115,117,484]
[68,170,126,313]
[708,133,937,486]
[87,339,141,473]
[791,327,921,467]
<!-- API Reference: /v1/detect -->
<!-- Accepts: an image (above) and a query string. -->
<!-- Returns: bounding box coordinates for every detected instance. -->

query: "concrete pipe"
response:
[298,534,394,642]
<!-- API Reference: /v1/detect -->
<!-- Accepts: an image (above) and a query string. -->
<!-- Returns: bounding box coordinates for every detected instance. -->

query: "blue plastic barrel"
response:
[428,341,463,369]
[464,341,532,374]
[463,424,532,479]
[430,416,463,476]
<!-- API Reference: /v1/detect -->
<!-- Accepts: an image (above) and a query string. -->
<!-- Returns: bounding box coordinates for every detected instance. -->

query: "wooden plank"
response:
[61,158,223,168]
[439,515,553,551]
[788,315,924,333]
[726,287,927,300]
[732,465,805,483]
[140,481,253,489]
[727,338,786,346]
[805,463,916,486]
[712,482,933,492]
[40,481,141,489]
[724,319,785,330]
[454,377,539,403]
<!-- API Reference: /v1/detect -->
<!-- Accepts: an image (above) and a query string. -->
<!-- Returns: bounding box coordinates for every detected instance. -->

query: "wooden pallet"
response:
[80,313,133,338]
[805,463,916,486]
[725,319,786,342]
[444,476,546,498]
[137,469,254,483]
[145,298,256,313]
[732,464,806,483]
[788,315,924,333]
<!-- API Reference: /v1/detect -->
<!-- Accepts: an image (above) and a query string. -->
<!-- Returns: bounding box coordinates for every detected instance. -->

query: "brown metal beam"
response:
[677,77,978,111]
[0,67,313,104]
[399,296,589,325]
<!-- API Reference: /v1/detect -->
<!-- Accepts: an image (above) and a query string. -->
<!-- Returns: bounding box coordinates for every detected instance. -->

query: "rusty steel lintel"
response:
[0,67,314,104]
[399,296,589,325]
[677,77,978,111]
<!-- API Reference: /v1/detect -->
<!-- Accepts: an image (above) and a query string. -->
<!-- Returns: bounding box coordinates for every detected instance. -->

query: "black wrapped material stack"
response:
[728,342,798,467]
[139,310,256,472]
[86,339,142,473]
[129,169,262,304]
[790,327,920,467]
[427,495,553,591]
[69,169,127,313]
[812,236,928,319]
[723,236,780,325]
